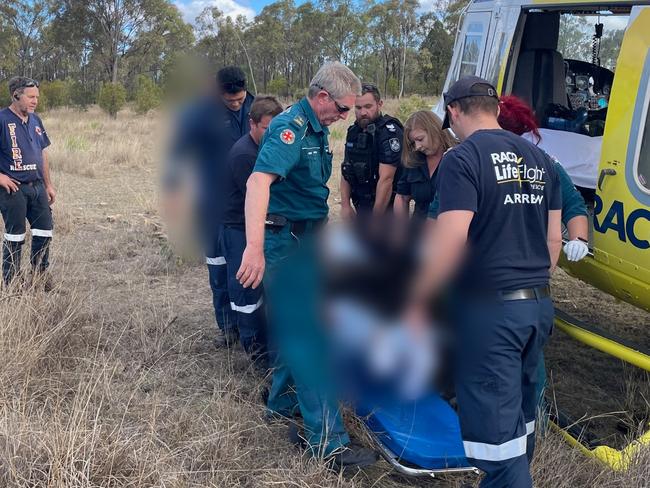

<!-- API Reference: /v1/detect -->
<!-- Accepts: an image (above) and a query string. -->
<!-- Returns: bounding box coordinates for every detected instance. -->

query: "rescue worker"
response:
[405,76,563,487]
[0,76,55,287]
[340,83,403,219]
[393,111,456,233]
[221,95,283,367]
[237,62,377,468]
[165,66,254,348]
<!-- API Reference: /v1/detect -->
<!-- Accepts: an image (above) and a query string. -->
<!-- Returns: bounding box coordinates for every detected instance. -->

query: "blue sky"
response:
[175,0,438,24]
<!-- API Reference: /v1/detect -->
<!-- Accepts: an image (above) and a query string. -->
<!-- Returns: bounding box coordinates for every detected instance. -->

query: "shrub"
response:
[134,75,162,115]
[98,82,126,118]
[40,80,70,109]
[386,77,399,98]
[267,77,288,97]
[396,94,432,123]
[69,80,96,110]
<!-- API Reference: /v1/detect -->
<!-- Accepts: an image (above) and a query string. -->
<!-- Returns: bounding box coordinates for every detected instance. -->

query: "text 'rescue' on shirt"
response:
[436,129,562,292]
[0,108,51,183]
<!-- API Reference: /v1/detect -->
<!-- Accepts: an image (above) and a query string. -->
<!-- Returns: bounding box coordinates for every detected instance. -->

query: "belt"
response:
[499,285,551,301]
[21,180,41,187]
[265,214,327,235]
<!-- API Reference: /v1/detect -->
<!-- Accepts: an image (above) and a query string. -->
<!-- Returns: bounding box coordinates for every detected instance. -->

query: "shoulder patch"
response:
[389,138,401,152]
[280,129,295,145]
[290,115,305,129]
[386,123,396,132]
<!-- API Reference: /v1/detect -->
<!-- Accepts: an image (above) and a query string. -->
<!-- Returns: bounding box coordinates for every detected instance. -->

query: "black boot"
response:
[2,240,23,285]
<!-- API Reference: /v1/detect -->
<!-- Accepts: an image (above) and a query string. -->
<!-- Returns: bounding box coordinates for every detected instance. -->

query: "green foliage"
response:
[98,83,126,118]
[69,80,96,110]
[0,81,11,108]
[396,95,432,122]
[386,78,399,98]
[267,76,288,97]
[134,75,162,115]
[40,80,70,109]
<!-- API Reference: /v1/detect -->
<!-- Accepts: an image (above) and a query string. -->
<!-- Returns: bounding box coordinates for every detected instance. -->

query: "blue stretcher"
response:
[355,392,480,478]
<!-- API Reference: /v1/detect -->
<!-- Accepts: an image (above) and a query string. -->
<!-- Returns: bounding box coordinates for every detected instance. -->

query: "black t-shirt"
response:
[395,156,438,220]
[436,129,562,291]
[222,133,259,226]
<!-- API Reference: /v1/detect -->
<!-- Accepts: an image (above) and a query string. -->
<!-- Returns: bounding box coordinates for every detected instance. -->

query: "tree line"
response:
[0,0,469,112]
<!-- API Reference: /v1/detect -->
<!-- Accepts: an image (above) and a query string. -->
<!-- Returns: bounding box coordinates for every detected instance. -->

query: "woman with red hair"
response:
[498,95,590,262]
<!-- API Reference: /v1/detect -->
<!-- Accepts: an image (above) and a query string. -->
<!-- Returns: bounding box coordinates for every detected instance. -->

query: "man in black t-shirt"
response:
[221,96,282,367]
[406,77,563,487]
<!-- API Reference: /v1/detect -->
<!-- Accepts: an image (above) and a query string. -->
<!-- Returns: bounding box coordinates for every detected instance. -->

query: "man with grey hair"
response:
[237,62,376,468]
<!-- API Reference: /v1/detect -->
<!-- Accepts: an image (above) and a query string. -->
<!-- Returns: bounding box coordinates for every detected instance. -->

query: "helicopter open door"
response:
[562,5,650,312]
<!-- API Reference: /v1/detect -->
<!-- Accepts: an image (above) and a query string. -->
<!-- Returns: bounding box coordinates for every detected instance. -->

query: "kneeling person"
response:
[222,96,283,366]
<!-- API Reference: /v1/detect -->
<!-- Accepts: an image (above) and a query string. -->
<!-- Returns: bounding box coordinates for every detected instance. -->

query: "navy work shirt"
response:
[222,133,258,226]
[395,155,439,220]
[166,92,254,222]
[436,129,562,291]
[0,108,51,183]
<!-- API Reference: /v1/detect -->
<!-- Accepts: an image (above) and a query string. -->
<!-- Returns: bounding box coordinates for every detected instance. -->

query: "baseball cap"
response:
[441,76,499,129]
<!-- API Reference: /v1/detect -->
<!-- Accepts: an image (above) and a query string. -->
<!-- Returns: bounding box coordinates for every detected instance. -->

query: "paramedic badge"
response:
[389,138,401,152]
[280,129,295,144]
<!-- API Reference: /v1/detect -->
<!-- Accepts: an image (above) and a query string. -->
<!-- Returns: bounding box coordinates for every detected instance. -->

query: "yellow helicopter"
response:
[437,0,650,470]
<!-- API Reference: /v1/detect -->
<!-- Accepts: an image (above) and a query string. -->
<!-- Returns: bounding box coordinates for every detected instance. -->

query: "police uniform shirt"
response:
[395,154,438,220]
[222,92,255,147]
[436,129,562,291]
[222,133,259,226]
[0,108,50,183]
[344,115,403,197]
[253,97,332,222]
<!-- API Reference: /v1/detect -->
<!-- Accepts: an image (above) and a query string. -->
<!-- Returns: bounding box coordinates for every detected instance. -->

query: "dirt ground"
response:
[0,104,648,487]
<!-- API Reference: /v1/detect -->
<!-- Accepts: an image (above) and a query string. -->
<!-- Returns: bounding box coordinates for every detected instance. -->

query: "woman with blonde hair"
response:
[393,111,456,225]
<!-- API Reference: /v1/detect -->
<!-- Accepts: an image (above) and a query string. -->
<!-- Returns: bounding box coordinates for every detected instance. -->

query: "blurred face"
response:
[314,90,355,127]
[222,90,247,111]
[409,127,437,156]
[14,87,39,113]
[250,114,273,143]
[355,92,382,129]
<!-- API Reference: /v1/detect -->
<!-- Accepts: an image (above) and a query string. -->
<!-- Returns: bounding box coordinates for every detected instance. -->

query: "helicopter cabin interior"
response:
[499,7,638,205]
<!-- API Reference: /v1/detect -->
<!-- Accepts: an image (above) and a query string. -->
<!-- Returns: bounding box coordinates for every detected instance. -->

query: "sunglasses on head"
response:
[312,83,350,113]
[221,80,246,91]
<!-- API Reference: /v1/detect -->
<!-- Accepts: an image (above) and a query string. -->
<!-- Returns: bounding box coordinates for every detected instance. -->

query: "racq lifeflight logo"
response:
[491,151,546,205]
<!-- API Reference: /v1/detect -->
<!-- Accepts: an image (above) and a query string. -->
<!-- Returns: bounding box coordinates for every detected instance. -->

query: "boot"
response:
[330,443,378,469]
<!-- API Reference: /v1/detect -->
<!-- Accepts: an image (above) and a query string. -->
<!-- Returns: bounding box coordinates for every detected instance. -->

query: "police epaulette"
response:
[290,115,306,129]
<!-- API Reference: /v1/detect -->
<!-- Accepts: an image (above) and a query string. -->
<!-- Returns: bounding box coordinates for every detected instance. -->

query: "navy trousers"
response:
[453,293,554,487]
[204,223,237,334]
[222,225,268,362]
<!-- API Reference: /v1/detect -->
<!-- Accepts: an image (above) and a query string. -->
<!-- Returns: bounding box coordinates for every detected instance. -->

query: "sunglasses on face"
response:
[312,83,350,113]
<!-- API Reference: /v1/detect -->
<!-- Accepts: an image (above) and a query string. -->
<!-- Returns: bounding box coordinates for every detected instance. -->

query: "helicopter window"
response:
[459,22,485,79]
[636,94,650,193]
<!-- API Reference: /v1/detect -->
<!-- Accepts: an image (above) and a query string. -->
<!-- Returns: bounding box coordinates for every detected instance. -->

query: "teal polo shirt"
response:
[253,97,333,221]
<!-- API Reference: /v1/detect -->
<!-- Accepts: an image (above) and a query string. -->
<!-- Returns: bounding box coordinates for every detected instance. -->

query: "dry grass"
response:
[0,103,647,487]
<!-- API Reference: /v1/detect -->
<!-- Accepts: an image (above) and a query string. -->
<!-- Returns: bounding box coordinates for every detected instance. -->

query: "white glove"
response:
[563,239,589,262]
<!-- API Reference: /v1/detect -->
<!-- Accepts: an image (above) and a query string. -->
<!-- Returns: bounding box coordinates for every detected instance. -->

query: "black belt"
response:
[499,285,551,301]
[265,214,327,235]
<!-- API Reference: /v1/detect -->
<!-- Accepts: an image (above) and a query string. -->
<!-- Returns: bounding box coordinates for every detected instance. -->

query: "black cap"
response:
[441,76,498,129]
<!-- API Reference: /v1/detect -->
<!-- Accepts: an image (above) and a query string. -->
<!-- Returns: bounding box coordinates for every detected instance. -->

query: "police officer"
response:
[166,66,254,348]
[0,76,55,287]
[221,96,283,367]
[340,83,403,219]
[237,62,377,468]
[405,76,563,487]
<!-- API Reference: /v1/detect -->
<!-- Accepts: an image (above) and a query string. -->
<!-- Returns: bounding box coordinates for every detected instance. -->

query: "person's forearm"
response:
[393,194,410,220]
[547,210,563,272]
[373,177,393,215]
[340,176,353,210]
[567,215,589,242]
[244,173,271,249]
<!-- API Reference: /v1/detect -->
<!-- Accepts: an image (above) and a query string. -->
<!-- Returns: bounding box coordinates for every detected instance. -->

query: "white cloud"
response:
[175,0,255,25]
